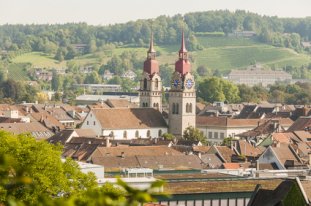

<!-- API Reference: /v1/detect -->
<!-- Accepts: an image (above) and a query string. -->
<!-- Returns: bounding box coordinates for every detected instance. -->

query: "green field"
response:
[9,36,311,78]
[13,52,67,68]
[7,63,31,81]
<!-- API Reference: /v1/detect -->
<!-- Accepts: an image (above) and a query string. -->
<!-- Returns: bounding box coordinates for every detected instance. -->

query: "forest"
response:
[1,10,311,58]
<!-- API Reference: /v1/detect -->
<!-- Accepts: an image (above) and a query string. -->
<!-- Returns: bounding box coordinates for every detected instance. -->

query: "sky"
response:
[0,0,310,25]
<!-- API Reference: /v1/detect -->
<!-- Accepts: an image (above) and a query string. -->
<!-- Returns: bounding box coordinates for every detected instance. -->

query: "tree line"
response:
[198,77,311,104]
[1,10,311,59]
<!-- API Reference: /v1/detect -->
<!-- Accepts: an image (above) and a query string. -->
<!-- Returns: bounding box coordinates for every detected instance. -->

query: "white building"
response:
[228,64,292,87]
[81,108,168,139]
[196,116,264,145]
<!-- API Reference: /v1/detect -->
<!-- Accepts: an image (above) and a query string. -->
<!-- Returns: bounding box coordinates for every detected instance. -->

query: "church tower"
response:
[168,31,196,136]
[139,33,162,111]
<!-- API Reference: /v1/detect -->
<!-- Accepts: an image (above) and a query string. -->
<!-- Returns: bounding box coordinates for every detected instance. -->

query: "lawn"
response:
[9,36,311,77]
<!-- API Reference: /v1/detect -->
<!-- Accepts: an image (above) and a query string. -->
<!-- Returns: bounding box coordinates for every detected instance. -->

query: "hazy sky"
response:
[1,0,310,25]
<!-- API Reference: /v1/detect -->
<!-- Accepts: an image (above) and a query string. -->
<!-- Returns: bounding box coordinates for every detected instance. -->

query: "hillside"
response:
[9,36,311,79]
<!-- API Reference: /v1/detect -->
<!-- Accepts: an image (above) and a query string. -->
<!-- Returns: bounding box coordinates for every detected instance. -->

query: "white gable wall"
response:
[257,147,284,170]
[80,110,102,136]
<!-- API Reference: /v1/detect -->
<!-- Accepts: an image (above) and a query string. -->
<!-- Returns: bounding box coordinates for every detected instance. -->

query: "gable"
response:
[92,108,167,129]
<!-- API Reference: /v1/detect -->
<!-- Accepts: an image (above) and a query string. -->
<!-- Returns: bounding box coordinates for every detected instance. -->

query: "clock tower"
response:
[139,33,162,111]
[168,31,196,137]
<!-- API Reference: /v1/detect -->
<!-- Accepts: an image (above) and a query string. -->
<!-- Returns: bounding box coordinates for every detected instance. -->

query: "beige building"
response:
[168,32,196,136]
[228,64,292,87]
[139,33,162,111]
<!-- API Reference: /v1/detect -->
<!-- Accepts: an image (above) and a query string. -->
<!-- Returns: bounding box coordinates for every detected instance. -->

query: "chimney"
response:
[256,160,260,171]
[106,137,111,148]
[198,152,202,159]
[276,141,281,148]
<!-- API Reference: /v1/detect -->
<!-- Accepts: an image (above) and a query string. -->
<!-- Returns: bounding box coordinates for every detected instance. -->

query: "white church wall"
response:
[102,128,167,140]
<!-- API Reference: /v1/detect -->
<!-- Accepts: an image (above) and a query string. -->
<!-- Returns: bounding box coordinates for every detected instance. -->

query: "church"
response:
[139,31,196,137]
[81,32,196,139]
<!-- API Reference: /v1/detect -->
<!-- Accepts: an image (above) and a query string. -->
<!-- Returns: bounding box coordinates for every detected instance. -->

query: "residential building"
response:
[0,122,54,140]
[196,116,265,145]
[257,143,306,170]
[228,64,292,87]
[121,70,137,80]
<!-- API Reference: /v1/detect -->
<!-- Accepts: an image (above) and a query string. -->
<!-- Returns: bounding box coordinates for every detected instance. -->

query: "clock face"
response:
[185,79,193,89]
[173,79,179,88]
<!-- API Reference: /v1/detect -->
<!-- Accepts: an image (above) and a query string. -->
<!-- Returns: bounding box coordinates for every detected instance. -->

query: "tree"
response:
[198,77,225,103]
[198,77,239,103]
[162,133,175,141]
[183,126,207,145]
[197,65,210,77]
[0,132,167,205]
[0,131,97,205]
[51,70,63,91]
[54,47,64,62]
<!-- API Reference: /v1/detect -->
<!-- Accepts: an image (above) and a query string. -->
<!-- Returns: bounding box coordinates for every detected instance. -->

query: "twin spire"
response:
[144,30,190,75]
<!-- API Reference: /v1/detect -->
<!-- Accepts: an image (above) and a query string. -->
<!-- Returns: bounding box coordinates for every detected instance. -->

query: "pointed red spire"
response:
[143,32,159,74]
[179,30,187,53]
[148,32,156,54]
[175,31,191,75]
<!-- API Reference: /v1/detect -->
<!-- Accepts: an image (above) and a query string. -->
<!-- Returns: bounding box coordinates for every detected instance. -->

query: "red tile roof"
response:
[91,108,167,129]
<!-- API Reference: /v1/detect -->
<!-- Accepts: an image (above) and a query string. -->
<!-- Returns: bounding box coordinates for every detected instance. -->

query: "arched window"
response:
[155,78,159,90]
[110,131,114,138]
[186,103,189,113]
[153,103,156,107]
[156,103,159,110]
[172,103,176,114]
[147,130,151,137]
[123,131,127,139]
[135,130,139,138]
[189,103,193,113]
[143,78,147,90]
[158,129,162,137]
[176,103,179,114]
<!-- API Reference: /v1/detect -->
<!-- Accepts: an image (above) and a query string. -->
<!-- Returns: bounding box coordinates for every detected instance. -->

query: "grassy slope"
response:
[10,37,311,78]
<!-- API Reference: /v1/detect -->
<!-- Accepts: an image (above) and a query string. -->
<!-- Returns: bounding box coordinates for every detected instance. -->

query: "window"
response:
[135,130,139,138]
[158,129,162,137]
[93,121,96,126]
[176,103,179,114]
[87,121,89,125]
[172,103,176,114]
[147,130,151,137]
[189,103,192,113]
[186,103,189,113]
[110,131,114,137]
[208,132,213,139]
[155,78,159,90]
[220,133,224,139]
[143,78,147,90]
[123,131,127,139]
[214,132,218,139]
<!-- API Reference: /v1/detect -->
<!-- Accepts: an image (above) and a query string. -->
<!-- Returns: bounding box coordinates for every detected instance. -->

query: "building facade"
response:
[168,32,196,136]
[139,33,162,111]
[228,64,292,87]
